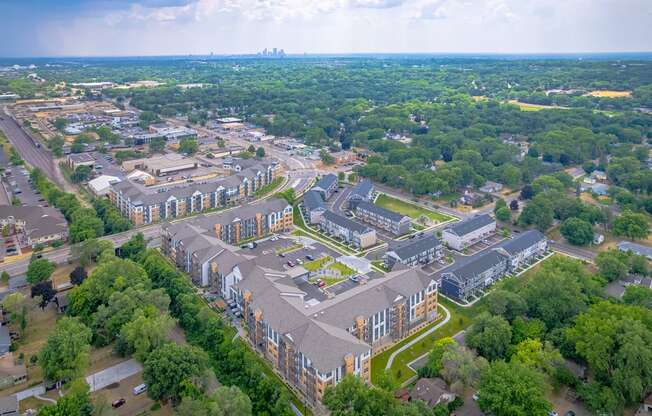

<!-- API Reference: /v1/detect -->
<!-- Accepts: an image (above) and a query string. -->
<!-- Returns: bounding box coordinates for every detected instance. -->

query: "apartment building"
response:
[108,162,276,225]
[441,230,548,301]
[355,201,411,236]
[384,234,443,269]
[346,179,374,210]
[302,190,326,224]
[0,205,68,247]
[212,199,293,244]
[442,214,496,250]
[312,174,338,201]
[320,210,377,249]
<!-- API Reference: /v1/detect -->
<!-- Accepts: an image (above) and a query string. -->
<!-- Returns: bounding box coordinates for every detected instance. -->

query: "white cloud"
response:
[411,0,449,19]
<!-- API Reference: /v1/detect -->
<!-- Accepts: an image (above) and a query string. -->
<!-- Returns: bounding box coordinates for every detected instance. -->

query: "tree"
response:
[560,217,594,246]
[31,280,56,308]
[518,194,554,232]
[117,306,175,361]
[595,250,629,281]
[143,343,209,403]
[38,379,93,416]
[70,267,87,286]
[466,313,512,361]
[440,343,488,394]
[484,290,527,322]
[149,137,165,153]
[613,210,649,240]
[71,165,92,183]
[177,385,253,416]
[26,258,56,285]
[39,317,91,382]
[510,339,564,380]
[72,238,114,267]
[323,375,401,416]
[2,292,33,332]
[179,138,199,155]
[119,232,147,262]
[255,146,265,158]
[495,207,511,222]
[509,199,519,211]
[418,337,456,378]
[622,286,652,308]
[320,148,335,165]
[1,271,9,284]
[520,184,534,200]
[478,360,552,416]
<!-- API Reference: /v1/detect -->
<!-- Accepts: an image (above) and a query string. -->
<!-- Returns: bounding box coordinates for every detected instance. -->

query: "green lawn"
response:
[254,176,284,197]
[303,256,332,272]
[374,194,453,224]
[371,297,484,386]
[329,261,355,276]
[319,275,347,287]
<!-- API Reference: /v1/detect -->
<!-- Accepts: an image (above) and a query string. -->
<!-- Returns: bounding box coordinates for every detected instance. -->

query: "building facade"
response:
[384,234,443,269]
[442,214,496,250]
[355,201,411,236]
[320,210,377,249]
[346,179,374,210]
[312,174,338,201]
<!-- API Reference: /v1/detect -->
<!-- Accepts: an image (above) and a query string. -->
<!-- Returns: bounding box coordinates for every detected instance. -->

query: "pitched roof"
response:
[410,378,453,407]
[348,179,374,199]
[388,234,442,261]
[496,230,545,255]
[618,241,652,259]
[443,250,508,284]
[302,190,325,212]
[313,174,337,191]
[356,200,409,223]
[445,214,494,237]
[0,205,68,240]
[322,210,372,234]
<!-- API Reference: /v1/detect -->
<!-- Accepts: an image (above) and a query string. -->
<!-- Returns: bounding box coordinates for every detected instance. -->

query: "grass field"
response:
[374,194,453,224]
[329,261,355,276]
[586,90,631,98]
[303,256,332,272]
[371,297,483,385]
[507,100,569,112]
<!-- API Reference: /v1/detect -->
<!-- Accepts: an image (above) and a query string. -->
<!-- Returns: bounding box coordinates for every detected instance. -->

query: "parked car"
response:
[318,280,326,288]
[112,398,126,408]
[287,260,295,267]
[278,252,286,258]
[133,384,147,395]
[305,254,314,261]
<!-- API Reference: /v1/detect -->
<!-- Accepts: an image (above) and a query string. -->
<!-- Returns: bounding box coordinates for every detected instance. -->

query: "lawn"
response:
[319,276,347,287]
[371,297,484,386]
[303,256,332,272]
[328,261,355,276]
[374,194,453,224]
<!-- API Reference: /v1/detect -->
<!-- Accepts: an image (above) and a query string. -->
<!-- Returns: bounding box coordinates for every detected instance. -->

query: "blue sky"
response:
[2,0,651,57]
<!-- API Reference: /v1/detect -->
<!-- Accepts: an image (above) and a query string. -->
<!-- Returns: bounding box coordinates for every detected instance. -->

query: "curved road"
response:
[385,303,451,370]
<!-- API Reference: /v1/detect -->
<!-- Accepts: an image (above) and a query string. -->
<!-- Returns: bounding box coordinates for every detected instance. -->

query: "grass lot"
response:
[329,261,355,276]
[374,194,452,224]
[371,297,483,386]
[253,176,284,197]
[275,242,303,255]
[319,276,347,287]
[586,90,631,98]
[507,100,569,112]
[303,256,332,272]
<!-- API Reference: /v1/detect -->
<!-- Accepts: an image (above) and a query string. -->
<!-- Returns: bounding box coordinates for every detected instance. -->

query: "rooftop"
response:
[322,210,373,234]
[313,174,337,191]
[445,214,494,237]
[356,200,408,223]
[348,179,374,198]
[618,241,652,259]
[496,230,546,255]
[443,249,508,284]
[0,205,68,241]
[388,234,442,261]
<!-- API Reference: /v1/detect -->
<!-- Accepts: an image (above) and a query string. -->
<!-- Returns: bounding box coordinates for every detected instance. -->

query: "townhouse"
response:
[355,201,411,236]
[442,214,496,251]
[108,162,276,226]
[312,174,338,201]
[441,231,548,301]
[384,234,443,269]
[302,190,326,225]
[320,210,377,249]
[346,179,374,210]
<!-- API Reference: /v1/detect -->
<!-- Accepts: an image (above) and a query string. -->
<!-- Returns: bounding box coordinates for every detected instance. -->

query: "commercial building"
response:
[0,205,68,247]
[66,152,95,170]
[320,210,377,249]
[122,154,198,177]
[108,162,276,226]
[87,175,121,196]
[384,234,443,269]
[346,179,374,210]
[148,124,197,141]
[442,214,496,251]
[441,231,548,301]
[302,190,326,225]
[355,201,411,236]
[312,174,338,201]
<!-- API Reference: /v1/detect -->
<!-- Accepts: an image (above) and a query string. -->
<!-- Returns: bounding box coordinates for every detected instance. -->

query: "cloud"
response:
[350,0,406,8]
[411,0,449,19]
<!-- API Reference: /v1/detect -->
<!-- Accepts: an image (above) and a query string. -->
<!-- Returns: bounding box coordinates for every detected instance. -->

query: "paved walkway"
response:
[385,304,451,370]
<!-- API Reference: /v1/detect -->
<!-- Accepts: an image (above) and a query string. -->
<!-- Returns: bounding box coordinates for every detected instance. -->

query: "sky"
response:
[1,0,651,57]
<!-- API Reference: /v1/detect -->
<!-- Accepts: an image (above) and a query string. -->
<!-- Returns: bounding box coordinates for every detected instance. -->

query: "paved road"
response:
[86,359,142,392]
[0,109,63,187]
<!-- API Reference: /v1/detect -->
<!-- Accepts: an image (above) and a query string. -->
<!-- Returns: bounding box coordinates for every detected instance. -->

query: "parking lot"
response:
[3,166,44,207]
[85,151,126,179]
[459,233,506,256]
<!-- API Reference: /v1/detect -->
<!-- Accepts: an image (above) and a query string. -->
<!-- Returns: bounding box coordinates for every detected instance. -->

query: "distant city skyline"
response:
[1,0,651,57]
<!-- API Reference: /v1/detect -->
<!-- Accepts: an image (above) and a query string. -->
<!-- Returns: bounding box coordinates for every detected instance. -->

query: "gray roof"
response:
[348,179,374,199]
[0,326,11,347]
[313,174,337,191]
[496,230,545,255]
[8,275,28,291]
[388,234,442,261]
[443,250,508,284]
[411,378,453,407]
[618,241,652,260]
[302,190,325,212]
[356,200,409,223]
[0,395,17,413]
[67,152,95,163]
[210,199,290,226]
[445,214,494,237]
[322,210,372,234]
[0,205,68,241]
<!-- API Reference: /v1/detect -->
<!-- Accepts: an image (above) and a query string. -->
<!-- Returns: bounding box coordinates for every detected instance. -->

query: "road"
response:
[0,108,65,188]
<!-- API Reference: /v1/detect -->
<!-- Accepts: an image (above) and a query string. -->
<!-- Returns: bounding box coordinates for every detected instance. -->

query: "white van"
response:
[133,383,147,395]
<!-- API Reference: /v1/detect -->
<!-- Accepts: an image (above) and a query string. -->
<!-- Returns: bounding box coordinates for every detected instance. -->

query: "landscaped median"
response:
[371,297,482,386]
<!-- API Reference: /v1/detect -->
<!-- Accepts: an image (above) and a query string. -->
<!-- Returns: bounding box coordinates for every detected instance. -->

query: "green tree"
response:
[484,290,527,322]
[2,292,33,332]
[26,258,56,285]
[511,339,563,380]
[418,337,456,378]
[320,149,335,165]
[179,138,199,155]
[149,137,166,153]
[595,250,629,281]
[177,385,253,416]
[71,165,92,183]
[495,207,511,222]
[478,360,552,416]
[613,210,649,240]
[38,379,93,416]
[39,317,91,382]
[440,342,488,395]
[560,217,594,246]
[622,286,652,308]
[119,232,147,262]
[118,306,175,361]
[323,375,400,416]
[466,313,512,361]
[255,146,265,158]
[518,194,554,232]
[143,343,209,403]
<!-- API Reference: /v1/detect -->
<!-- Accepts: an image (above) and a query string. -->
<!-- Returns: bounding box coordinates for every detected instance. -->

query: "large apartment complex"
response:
[108,162,277,225]
[442,214,496,250]
[384,234,443,269]
[320,210,377,249]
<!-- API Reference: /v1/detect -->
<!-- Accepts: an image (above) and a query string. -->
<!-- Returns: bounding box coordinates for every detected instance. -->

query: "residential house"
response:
[320,210,377,249]
[410,378,455,407]
[355,201,411,236]
[494,230,547,271]
[312,174,338,201]
[479,181,503,194]
[591,170,607,182]
[440,250,509,301]
[384,234,443,269]
[346,179,374,210]
[442,214,496,251]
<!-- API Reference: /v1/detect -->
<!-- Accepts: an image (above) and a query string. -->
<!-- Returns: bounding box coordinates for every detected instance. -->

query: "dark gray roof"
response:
[618,241,652,260]
[443,250,508,284]
[322,210,372,234]
[313,174,337,191]
[349,179,374,199]
[0,205,68,240]
[303,190,325,212]
[8,275,28,291]
[356,201,408,223]
[445,214,494,237]
[388,234,441,261]
[497,230,545,255]
[0,326,11,347]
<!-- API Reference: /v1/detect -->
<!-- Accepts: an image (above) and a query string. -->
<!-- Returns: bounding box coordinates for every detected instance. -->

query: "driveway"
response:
[86,359,142,392]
